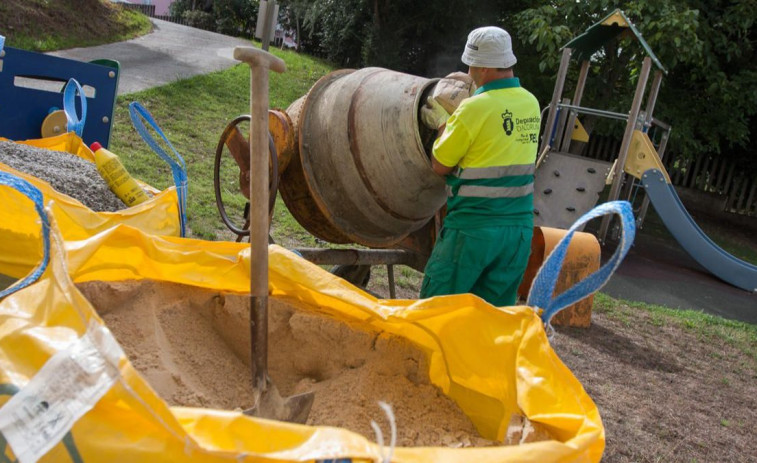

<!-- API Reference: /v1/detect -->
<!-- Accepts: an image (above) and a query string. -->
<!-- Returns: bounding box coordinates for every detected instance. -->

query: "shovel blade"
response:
[244,380,314,424]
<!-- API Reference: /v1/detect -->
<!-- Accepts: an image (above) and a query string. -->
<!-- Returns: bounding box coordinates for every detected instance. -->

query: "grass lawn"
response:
[110,46,334,241]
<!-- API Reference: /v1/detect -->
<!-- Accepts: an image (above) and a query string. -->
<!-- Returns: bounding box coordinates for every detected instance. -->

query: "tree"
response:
[170,0,258,37]
[281,0,519,76]
[512,0,757,171]
[300,0,371,67]
[213,0,259,37]
[277,0,308,51]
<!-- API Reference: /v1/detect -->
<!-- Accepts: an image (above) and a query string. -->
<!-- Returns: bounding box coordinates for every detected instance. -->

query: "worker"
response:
[419,26,540,307]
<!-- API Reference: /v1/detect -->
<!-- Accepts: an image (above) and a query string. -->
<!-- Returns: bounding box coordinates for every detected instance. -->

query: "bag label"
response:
[0,321,123,463]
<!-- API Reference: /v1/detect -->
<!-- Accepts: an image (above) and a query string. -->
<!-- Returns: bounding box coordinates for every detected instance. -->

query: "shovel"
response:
[234,46,314,424]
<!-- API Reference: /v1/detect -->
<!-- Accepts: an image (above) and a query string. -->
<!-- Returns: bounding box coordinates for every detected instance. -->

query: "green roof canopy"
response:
[563,9,666,74]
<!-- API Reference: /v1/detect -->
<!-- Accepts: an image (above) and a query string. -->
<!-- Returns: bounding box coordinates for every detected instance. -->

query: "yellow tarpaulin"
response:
[0,176,604,462]
[0,132,182,242]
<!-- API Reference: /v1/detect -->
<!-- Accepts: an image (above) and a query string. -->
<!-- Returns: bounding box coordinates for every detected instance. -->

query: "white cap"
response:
[461,26,517,69]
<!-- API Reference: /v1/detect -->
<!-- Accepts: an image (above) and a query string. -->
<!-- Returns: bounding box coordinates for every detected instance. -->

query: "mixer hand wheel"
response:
[214,115,279,240]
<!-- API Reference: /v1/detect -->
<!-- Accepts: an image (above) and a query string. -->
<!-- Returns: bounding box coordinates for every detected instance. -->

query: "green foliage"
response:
[280,0,517,76]
[182,10,215,30]
[170,0,215,17]
[169,0,190,16]
[213,0,259,36]
[298,0,371,67]
[171,0,258,37]
[512,0,757,171]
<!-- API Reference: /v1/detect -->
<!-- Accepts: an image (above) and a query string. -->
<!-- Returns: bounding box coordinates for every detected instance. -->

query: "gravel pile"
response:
[0,141,127,212]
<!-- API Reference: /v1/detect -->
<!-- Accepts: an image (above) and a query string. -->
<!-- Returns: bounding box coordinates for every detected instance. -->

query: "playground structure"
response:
[0,45,120,148]
[536,9,757,293]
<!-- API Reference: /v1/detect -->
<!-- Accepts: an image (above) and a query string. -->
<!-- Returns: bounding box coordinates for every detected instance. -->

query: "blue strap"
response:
[0,172,50,299]
[63,78,87,137]
[128,102,189,237]
[527,200,636,324]
[0,35,5,52]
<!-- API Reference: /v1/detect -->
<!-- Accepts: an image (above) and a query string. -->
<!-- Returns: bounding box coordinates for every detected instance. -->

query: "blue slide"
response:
[641,168,757,293]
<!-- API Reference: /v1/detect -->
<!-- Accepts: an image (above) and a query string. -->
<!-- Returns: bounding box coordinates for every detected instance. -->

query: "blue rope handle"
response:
[0,172,50,299]
[527,200,636,324]
[128,101,188,237]
[63,78,87,137]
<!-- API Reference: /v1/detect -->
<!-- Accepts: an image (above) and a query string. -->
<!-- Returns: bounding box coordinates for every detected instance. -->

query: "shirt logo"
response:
[502,110,514,136]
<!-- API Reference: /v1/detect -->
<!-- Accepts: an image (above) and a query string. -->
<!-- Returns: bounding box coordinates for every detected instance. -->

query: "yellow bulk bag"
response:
[0,125,187,280]
[0,132,182,242]
[0,173,624,462]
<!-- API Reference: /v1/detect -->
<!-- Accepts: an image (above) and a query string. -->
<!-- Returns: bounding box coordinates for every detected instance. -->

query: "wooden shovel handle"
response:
[233,47,286,73]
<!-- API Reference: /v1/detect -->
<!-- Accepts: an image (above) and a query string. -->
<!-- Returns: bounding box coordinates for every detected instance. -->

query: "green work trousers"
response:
[420,225,533,307]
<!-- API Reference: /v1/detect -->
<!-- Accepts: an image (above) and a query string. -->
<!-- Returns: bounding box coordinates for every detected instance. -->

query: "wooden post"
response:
[716,160,730,193]
[723,163,736,196]
[706,157,720,191]
[560,59,590,152]
[260,0,277,51]
[745,180,757,215]
[689,155,704,189]
[736,176,749,212]
[643,70,664,125]
[541,48,572,152]
[598,57,652,243]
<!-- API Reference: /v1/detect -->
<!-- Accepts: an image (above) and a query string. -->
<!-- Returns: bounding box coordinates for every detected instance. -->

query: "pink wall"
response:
[152,0,173,16]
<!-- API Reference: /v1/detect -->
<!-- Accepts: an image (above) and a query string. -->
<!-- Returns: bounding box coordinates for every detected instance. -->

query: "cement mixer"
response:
[214,67,600,326]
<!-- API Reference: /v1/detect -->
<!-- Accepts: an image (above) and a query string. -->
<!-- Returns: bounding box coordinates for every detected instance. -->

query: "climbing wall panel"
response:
[534,151,613,230]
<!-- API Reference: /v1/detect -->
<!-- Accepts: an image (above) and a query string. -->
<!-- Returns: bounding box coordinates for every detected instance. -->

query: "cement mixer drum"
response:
[279,68,446,248]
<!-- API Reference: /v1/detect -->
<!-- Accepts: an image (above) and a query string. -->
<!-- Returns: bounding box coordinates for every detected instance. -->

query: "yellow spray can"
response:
[90,142,150,206]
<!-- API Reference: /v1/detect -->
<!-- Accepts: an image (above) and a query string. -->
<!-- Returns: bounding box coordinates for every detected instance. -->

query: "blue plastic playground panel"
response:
[0,46,119,147]
[642,168,757,292]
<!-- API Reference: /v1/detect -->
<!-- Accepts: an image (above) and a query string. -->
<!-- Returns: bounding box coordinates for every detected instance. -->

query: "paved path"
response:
[49,19,250,94]
[600,229,757,324]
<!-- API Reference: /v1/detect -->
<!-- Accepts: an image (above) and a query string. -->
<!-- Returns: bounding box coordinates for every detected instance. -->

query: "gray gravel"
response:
[0,141,127,212]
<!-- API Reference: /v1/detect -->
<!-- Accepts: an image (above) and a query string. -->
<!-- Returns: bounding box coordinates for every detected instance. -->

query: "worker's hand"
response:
[443,71,477,94]
[432,72,476,114]
[421,96,450,130]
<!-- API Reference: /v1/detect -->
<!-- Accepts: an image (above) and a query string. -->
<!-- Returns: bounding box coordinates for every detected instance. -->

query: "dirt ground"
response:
[553,300,756,462]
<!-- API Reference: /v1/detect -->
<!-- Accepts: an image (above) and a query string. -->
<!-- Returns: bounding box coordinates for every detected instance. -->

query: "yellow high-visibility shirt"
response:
[433,77,540,228]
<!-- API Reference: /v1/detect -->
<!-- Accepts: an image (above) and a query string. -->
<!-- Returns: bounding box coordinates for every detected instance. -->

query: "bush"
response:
[182,10,215,30]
